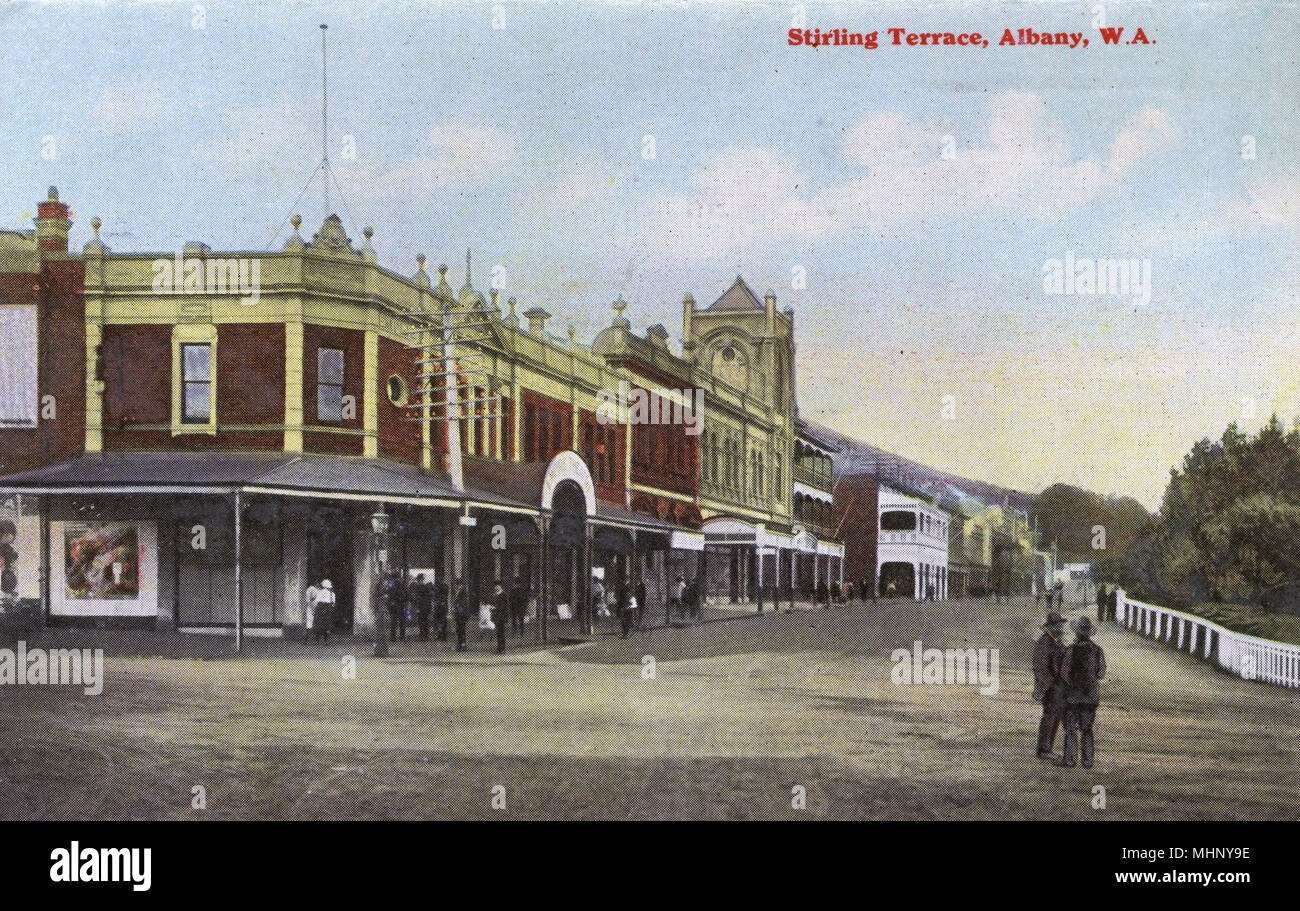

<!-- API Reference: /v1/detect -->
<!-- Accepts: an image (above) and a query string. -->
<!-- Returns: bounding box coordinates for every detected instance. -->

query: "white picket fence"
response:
[1116,589,1300,688]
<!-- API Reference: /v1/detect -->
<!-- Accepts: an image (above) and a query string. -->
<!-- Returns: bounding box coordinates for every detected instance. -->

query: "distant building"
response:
[876,485,950,600]
[831,474,949,600]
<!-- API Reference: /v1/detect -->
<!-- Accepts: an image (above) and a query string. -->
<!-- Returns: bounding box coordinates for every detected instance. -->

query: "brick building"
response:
[0,188,843,635]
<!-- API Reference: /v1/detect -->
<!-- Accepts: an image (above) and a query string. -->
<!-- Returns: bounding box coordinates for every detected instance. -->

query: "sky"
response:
[1,0,1297,510]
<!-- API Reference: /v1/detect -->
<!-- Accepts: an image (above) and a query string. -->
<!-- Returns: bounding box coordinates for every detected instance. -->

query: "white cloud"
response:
[640,146,836,258]
[92,77,172,132]
[827,93,1179,223]
[634,92,1179,257]
[335,122,515,202]
[1237,174,1300,230]
[193,94,514,208]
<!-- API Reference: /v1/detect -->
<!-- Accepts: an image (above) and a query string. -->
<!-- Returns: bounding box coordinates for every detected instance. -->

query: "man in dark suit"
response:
[1034,611,1067,759]
[386,571,407,642]
[1059,616,1107,768]
[491,581,509,653]
[452,579,469,651]
[412,574,432,641]
[434,577,450,641]
[509,574,528,636]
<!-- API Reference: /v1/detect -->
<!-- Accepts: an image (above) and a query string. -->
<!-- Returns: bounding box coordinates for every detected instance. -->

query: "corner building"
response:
[0,190,843,636]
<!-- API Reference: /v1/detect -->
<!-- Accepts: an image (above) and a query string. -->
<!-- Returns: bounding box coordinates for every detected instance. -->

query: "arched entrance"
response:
[879,561,915,599]
[539,451,597,638]
[547,479,588,636]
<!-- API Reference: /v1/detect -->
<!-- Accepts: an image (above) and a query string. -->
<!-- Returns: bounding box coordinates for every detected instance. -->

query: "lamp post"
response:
[371,506,390,657]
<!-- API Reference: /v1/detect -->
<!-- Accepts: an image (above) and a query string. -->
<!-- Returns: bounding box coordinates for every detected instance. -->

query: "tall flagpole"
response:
[321,23,329,219]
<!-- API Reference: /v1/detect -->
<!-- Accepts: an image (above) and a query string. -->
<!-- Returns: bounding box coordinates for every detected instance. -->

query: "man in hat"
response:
[411,573,433,641]
[1059,616,1107,768]
[1033,611,1068,759]
[452,578,470,651]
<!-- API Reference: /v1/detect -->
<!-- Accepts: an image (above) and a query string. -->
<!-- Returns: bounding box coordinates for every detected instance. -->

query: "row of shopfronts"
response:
[0,188,846,637]
[0,451,846,638]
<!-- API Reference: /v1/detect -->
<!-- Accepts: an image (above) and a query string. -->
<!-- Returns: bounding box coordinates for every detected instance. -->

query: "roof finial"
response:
[465,248,472,285]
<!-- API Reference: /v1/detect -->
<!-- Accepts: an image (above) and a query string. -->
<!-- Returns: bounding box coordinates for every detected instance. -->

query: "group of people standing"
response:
[303,568,714,652]
[1033,610,1107,768]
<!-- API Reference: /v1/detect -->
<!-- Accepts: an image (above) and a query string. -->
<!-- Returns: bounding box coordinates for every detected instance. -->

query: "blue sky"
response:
[2,0,1297,508]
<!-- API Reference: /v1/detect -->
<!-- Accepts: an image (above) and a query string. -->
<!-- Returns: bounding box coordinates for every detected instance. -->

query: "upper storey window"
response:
[0,307,38,428]
[171,324,217,435]
[180,344,212,424]
[317,347,345,423]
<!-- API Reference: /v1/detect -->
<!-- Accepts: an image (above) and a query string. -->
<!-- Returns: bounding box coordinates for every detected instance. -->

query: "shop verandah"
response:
[0,451,724,644]
[699,517,846,611]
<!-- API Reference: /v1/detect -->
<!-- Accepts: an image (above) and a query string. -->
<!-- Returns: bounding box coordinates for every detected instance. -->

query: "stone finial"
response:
[567,324,577,346]
[414,253,430,289]
[611,295,630,328]
[506,296,519,328]
[360,225,377,262]
[436,264,454,303]
[489,288,501,316]
[82,216,107,256]
[48,186,59,202]
[284,214,306,252]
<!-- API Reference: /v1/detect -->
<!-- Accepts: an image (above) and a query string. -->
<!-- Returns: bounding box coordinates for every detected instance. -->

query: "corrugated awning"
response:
[0,452,536,513]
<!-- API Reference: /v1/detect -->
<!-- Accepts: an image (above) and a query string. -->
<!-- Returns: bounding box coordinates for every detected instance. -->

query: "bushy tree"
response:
[1114,415,1300,612]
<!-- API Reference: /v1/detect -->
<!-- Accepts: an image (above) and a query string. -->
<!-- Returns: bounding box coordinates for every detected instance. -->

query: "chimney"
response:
[681,293,696,362]
[35,186,71,253]
[523,306,551,337]
[765,289,777,335]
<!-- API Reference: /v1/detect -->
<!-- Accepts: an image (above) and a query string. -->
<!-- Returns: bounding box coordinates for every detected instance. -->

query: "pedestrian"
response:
[492,580,508,653]
[411,574,432,641]
[510,574,527,636]
[434,576,450,641]
[386,571,407,642]
[304,578,335,643]
[635,578,647,632]
[452,579,469,651]
[1059,617,1107,769]
[686,576,700,620]
[1034,611,1067,760]
[670,574,685,620]
[1052,580,1065,609]
[1095,583,1107,623]
[616,580,632,638]
[592,574,608,626]
[303,579,321,643]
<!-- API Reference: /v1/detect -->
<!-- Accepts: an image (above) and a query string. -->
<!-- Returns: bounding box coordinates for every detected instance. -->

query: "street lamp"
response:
[371,506,390,657]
